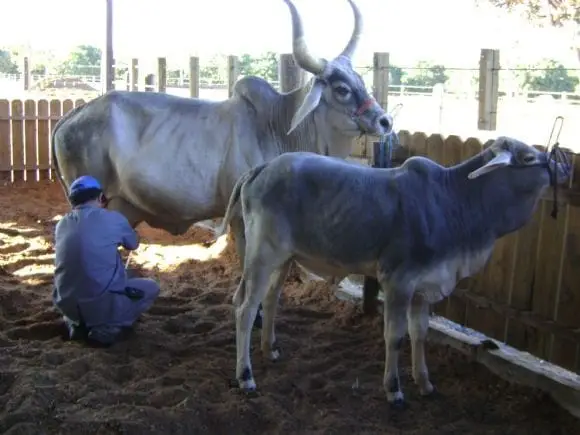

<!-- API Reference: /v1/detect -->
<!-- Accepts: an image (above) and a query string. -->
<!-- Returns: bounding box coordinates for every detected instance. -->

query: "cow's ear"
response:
[467,150,512,179]
[287,79,325,135]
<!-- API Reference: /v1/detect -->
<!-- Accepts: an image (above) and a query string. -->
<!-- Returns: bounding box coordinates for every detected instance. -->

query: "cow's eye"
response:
[522,154,535,164]
[333,83,351,100]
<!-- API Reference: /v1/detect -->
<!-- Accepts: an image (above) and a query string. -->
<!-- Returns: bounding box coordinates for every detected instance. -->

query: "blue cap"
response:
[69,175,102,195]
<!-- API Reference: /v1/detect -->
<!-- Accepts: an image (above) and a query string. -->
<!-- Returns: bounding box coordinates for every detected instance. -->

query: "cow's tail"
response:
[213,163,268,240]
[50,102,88,205]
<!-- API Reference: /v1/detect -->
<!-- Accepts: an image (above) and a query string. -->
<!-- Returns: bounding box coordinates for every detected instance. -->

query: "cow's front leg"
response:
[261,260,291,361]
[407,292,434,397]
[381,278,412,408]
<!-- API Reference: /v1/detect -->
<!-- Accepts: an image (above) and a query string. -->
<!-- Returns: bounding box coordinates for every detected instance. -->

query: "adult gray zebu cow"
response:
[50,0,392,275]
[216,136,571,407]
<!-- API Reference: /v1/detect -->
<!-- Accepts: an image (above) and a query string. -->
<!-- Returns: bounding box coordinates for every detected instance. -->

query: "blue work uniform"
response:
[53,204,159,329]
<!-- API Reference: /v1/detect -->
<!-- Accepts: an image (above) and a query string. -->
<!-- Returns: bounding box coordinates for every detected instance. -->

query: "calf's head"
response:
[467,136,572,193]
[282,0,392,138]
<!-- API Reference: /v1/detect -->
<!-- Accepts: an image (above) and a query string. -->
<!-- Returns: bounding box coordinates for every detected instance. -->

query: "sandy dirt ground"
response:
[0,181,579,435]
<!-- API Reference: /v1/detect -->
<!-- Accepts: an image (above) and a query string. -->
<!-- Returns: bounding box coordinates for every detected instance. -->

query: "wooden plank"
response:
[157,57,167,93]
[442,135,469,325]
[11,100,25,182]
[62,99,74,116]
[0,100,10,182]
[505,204,543,353]
[49,99,62,180]
[550,152,580,372]
[407,132,428,159]
[424,134,446,317]
[462,138,492,336]
[372,52,389,110]
[531,182,569,362]
[24,99,38,182]
[336,282,580,420]
[189,56,200,98]
[37,100,50,180]
[480,218,520,341]
[451,287,580,343]
[227,55,239,98]
[477,49,500,131]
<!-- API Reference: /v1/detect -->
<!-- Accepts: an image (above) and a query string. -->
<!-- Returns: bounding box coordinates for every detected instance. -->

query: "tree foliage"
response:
[238,52,279,82]
[58,45,101,76]
[0,50,19,74]
[523,58,579,91]
[200,52,279,83]
[485,0,579,26]
[390,61,449,91]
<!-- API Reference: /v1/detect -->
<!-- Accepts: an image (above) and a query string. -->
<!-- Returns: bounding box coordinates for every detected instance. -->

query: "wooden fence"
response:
[1,97,580,375]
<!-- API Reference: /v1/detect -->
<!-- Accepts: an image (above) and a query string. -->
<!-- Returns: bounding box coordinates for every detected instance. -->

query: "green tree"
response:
[238,52,279,82]
[200,55,226,83]
[402,61,448,90]
[524,58,579,92]
[484,0,580,62]
[31,64,47,75]
[58,45,102,76]
[0,50,19,74]
[389,66,405,86]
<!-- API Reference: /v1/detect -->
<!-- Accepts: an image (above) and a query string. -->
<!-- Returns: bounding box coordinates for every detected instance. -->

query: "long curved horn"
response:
[339,0,363,59]
[283,0,327,75]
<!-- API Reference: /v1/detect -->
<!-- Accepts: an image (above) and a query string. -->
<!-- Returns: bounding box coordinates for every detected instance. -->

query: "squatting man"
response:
[52,175,160,346]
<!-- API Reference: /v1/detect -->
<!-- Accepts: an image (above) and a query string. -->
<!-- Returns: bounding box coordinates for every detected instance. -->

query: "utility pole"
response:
[101,0,114,93]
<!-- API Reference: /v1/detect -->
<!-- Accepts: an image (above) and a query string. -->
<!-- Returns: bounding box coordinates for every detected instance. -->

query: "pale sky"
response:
[1,0,576,67]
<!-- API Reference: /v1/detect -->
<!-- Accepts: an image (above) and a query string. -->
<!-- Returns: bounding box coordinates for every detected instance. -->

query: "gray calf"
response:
[217,136,571,406]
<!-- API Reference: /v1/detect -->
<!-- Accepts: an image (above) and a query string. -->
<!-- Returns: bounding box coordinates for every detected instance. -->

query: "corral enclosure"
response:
[1,49,580,429]
[2,50,580,376]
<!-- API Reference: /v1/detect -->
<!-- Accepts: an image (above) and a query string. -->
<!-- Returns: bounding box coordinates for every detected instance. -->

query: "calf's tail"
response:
[213,163,268,239]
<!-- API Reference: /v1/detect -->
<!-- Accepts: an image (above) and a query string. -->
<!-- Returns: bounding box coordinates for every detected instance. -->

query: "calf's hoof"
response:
[387,391,407,410]
[262,342,282,362]
[388,398,408,411]
[421,386,443,400]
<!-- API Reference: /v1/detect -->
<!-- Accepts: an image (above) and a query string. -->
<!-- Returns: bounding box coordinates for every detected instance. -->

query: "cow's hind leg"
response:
[381,277,413,409]
[230,213,264,330]
[105,196,144,228]
[234,232,286,392]
[260,260,291,361]
[407,293,435,397]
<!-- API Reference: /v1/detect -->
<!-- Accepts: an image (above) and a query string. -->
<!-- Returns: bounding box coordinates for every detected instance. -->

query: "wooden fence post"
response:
[22,57,30,91]
[373,52,390,110]
[189,56,200,98]
[129,58,139,91]
[0,100,11,182]
[361,52,391,316]
[102,0,114,93]
[478,48,500,131]
[157,57,167,93]
[279,53,306,92]
[227,55,239,98]
[144,74,154,92]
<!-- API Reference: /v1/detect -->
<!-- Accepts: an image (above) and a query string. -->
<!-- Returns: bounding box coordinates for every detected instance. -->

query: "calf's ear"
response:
[467,150,512,179]
[287,79,325,135]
